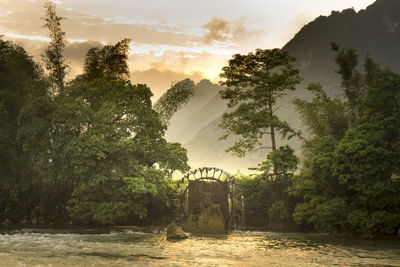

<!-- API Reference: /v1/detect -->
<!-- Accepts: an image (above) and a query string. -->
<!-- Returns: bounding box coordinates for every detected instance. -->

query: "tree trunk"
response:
[269,102,277,175]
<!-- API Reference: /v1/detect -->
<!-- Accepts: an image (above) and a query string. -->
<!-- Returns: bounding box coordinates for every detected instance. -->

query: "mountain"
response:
[165,79,226,144]
[284,0,400,94]
[163,0,400,174]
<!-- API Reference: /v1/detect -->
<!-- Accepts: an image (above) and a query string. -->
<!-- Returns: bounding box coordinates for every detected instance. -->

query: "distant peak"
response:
[179,78,195,84]
[173,78,196,88]
[197,79,213,86]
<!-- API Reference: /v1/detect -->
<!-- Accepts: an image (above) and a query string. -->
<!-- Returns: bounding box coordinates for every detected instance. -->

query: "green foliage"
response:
[292,47,400,237]
[59,40,189,225]
[219,48,302,158]
[235,146,298,227]
[333,70,400,236]
[83,39,131,80]
[268,200,291,223]
[331,43,381,125]
[290,136,341,201]
[234,175,269,226]
[67,166,171,225]
[235,172,296,227]
[293,197,348,233]
[293,83,349,140]
[235,145,299,227]
[258,145,299,178]
[346,210,400,238]
[0,37,51,222]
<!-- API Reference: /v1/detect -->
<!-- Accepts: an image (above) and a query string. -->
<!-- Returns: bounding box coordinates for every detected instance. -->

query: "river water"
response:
[0,228,399,266]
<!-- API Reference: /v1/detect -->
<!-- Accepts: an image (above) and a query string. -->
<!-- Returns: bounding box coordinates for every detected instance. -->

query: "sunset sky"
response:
[1,0,375,99]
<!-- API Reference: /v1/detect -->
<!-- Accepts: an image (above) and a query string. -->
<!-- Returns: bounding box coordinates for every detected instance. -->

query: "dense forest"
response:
[0,2,189,226]
[1,1,399,238]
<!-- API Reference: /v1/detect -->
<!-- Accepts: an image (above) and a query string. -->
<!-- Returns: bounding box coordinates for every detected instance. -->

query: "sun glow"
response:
[202,68,221,82]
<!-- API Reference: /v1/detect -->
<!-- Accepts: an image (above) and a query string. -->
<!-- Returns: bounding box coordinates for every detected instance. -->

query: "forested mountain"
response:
[163,0,400,173]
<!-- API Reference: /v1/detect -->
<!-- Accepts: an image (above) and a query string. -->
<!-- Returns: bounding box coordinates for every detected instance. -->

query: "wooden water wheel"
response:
[176,167,236,227]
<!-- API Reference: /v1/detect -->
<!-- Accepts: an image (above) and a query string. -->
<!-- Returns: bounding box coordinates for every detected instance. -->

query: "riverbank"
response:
[0,223,166,235]
[1,223,399,241]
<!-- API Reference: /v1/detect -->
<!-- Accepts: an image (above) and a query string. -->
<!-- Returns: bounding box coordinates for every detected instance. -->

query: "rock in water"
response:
[183,203,226,233]
[166,223,188,239]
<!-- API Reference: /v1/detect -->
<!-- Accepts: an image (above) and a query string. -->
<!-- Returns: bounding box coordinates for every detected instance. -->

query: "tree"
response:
[42,0,68,96]
[235,146,299,228]
[290,136,347,233]
[257,145,299,178]
[331,43,381,125]
[333,69,400,237]
[219,48,302,173]
[293,82,349,141]
[60,40,190,224]
[83,38,131,80]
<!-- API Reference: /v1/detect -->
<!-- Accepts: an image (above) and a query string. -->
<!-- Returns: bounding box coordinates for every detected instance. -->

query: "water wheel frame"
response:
[177,167,236,226]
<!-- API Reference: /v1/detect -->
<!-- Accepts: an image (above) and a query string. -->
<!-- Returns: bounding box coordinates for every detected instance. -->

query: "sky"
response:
[0,0,375,99]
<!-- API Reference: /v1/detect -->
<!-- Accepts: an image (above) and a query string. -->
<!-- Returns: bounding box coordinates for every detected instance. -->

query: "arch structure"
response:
[177,167,236,228]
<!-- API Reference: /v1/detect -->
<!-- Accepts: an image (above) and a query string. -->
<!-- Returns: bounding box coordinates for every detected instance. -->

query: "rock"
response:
[167,223,188,239]
[183,203,226,233]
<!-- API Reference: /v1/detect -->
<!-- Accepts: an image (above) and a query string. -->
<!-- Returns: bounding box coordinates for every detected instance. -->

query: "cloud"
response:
[203,16,251,45]
[63,40,103,62]
[0,0,201,47]
[203,16,231,44]
[63,40,103,76]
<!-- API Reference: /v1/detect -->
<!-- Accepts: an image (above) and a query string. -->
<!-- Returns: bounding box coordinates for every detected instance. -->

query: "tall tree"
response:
[331,43,380,124]
[42,0,67,96]
[219,48,301,172]
[61,40,190,224]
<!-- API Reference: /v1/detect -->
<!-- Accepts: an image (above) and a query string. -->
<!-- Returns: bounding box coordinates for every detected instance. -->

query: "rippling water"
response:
[0,228,399,266]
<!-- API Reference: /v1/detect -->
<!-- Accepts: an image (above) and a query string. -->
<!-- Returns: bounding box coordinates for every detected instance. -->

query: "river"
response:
[0,228,399,266]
